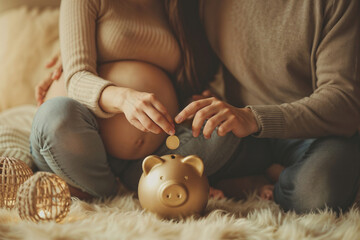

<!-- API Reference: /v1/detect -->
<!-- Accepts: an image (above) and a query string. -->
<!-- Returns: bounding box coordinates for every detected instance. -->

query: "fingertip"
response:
[217,128,226,137]
[45,60,53,68]
[53,73,60,80]
[192,131,199,138]
[174,115,180,121]
[203,90,211,96]
[51,72,57,80]
[202,131,208,139]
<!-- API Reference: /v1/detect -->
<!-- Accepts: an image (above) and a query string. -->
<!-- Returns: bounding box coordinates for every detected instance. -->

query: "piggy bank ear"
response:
[142,155,164,176]
[181,155,204,177]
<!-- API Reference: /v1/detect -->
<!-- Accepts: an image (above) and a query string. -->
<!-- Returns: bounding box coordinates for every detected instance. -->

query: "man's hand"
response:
[35,54,62,106]
[175,97,259,138]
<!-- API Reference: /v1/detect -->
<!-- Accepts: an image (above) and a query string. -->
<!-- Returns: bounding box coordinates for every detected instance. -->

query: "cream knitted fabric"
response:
[0,105,37,169]
[59,0,181,118]
[201,0,360,138]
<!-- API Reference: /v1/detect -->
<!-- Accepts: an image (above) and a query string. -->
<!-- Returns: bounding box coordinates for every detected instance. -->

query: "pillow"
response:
[0,6,59,112]
[0,105,37,169]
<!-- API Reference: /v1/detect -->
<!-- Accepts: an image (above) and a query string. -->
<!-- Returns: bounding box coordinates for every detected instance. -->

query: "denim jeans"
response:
[208,133,360,213]
[30,97,241,196]
[30,97,360,213]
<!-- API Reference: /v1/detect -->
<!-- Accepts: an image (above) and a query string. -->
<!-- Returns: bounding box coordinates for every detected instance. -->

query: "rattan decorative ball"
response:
[0,156,33,209]
[16,172,71,223]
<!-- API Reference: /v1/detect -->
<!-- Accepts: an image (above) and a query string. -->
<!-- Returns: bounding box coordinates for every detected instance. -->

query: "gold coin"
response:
[166,135,180,150]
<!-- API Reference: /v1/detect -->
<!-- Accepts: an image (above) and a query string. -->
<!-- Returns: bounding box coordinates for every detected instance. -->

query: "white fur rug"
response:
[1,190,360,240]
[1,107,359,240]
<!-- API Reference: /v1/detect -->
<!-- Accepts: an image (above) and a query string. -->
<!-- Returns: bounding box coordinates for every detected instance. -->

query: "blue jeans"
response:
[30,97,241,196]
[30,97,360,213]
[209,133,360,213]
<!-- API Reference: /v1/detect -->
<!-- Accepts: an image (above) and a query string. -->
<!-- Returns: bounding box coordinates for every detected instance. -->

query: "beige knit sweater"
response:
[201,0,360,138]
[59,0,180,118]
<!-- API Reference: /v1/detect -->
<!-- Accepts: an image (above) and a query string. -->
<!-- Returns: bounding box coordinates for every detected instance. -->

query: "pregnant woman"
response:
[31,0,241,200]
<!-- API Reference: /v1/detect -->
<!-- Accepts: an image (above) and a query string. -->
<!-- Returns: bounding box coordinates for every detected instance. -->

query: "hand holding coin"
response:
[166,135,180,150]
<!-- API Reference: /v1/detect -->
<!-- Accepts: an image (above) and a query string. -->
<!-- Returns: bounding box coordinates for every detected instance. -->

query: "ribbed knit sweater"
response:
[59,0,181,118]
[201,0,360,138]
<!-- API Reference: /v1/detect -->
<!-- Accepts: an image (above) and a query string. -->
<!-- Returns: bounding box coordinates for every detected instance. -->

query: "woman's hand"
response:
[102,87,176,135]
[175,97,259,138]
[35,54,62,106]
[121,89,176,135]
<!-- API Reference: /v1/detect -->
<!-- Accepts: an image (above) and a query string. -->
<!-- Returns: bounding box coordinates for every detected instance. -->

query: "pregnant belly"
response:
[44,61,179,160]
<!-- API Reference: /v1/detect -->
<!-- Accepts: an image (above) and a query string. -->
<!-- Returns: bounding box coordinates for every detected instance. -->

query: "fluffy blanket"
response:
[1,191,360,240]
[1,105,360,240]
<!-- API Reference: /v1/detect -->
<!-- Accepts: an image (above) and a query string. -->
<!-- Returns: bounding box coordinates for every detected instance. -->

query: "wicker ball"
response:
[0,156,33,209]
[16,172,71,223]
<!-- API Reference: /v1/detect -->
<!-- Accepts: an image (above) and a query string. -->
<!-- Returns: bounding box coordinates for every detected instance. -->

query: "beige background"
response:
[0,2,60,112]
[0,0,60,14]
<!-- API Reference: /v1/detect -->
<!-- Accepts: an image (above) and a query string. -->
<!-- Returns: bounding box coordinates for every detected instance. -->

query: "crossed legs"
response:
[210,134,360,213]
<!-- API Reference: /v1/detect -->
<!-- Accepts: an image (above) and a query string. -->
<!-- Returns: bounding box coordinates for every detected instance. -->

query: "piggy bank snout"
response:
[159,181,188,207]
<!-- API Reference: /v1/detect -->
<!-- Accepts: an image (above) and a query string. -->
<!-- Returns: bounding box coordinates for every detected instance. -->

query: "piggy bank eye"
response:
[160,176,164,180]
[184,176,188,180]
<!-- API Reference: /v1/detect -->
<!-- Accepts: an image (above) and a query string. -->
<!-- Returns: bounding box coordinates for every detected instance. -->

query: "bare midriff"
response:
[44,61,179,160]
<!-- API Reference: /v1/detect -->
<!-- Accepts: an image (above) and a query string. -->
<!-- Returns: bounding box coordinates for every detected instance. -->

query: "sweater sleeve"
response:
[59,0,115,118]
[249,0,360,138]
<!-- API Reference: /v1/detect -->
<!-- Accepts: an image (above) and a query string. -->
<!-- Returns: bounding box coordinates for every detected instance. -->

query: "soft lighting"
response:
[0,157,33,209]
[16,172,71,223]
[38,209,47,218]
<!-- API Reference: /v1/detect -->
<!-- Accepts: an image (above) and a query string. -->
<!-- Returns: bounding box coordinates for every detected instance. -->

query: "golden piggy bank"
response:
[138,154,209,219]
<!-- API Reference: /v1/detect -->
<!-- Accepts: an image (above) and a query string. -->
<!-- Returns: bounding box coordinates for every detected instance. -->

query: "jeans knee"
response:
[274,136,360,213]
[30,97,116,198]
[32,97,96,139]
[275,174,331,213]
[277,180,358,214]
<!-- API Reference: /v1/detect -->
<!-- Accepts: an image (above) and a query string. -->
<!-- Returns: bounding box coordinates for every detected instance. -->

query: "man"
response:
[176,0,360,213]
